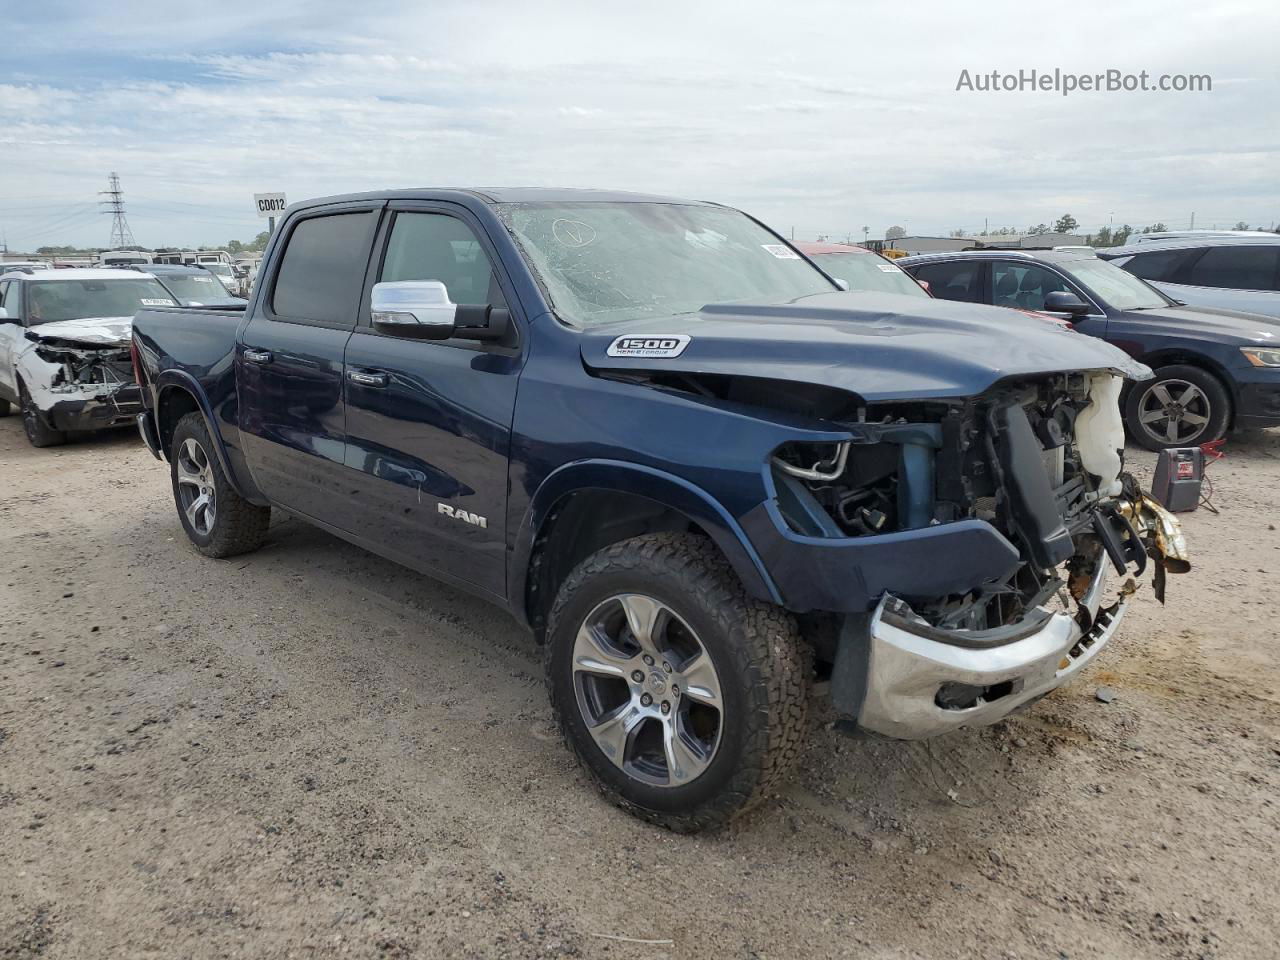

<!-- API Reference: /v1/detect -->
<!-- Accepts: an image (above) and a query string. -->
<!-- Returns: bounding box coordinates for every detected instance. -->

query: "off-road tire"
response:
[1123,364,1230,452]
[545,532,810,832]
[170,412,270,558]
[18,380,66,447]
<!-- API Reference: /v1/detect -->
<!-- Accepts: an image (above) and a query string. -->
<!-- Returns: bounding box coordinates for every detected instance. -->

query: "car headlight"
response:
[1240,347,1280,367]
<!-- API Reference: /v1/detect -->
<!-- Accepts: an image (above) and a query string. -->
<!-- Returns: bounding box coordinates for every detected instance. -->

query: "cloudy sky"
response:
[1,0,1276,251]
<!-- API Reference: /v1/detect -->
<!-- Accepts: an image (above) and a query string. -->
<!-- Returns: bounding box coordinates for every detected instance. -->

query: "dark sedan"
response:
[899,249,1280,450]
[143,265,246,307]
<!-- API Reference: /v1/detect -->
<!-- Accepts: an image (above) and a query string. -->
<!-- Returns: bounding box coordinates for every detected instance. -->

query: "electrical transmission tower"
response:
[99,172,136,248]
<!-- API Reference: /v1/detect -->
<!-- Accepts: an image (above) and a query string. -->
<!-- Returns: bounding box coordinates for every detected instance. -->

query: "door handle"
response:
[243,349,272,364]
[347,370,389,388]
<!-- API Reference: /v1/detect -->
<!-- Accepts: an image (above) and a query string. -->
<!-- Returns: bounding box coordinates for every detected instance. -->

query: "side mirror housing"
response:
[370,280,509,342]
[1042,290,1091,316]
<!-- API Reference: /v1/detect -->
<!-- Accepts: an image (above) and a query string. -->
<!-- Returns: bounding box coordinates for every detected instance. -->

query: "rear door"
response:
[340,204,524,597]
[1165,246,1280,317]
[238,204,382,522]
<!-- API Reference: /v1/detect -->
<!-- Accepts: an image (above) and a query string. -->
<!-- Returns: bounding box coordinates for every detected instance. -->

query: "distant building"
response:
[880,236,971,254]
[879,232,1088,255]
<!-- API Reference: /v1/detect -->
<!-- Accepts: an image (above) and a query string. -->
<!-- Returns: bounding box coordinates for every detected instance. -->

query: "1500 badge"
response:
[606,334,691,358]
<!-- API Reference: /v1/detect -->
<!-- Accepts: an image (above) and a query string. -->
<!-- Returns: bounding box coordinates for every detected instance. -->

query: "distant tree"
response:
[36,244,96,254]
[1027,223,1050,236]
[1054,214,1079,234]
[1234,221,1252,231]
[226,239,245,254]
[1092,226,1113,247]
[949,228,966,238]
[1113,224,1134,245]
[885,225,906,240]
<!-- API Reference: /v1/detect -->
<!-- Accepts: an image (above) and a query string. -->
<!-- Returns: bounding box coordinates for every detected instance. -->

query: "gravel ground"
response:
[2,418,1278,960]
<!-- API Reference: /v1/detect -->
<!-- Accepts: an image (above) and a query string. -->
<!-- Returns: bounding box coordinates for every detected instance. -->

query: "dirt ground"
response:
[2,419,1278,960]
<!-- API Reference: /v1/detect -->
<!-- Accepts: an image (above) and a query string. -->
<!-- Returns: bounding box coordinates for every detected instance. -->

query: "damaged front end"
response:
[763,371,1190,738]
[16,329,142,432]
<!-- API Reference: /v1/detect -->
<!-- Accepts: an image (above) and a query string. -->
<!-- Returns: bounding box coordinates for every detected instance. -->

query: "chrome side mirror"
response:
[371,280,457,340]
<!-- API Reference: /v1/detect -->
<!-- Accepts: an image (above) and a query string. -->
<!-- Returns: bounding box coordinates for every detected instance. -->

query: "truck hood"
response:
[24,316,133,348]
[580,292,1151,402]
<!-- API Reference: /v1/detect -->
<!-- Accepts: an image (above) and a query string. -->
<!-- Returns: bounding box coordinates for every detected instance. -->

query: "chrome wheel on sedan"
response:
[573,594,723,787]
[1136,378,1212,445]
[175,437,217,536]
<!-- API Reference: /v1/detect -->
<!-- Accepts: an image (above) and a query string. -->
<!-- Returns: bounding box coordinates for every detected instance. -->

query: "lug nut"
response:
[671,685,679,697]
[660,701,670,715]
[662,661,672,672]
[640,693,653,707]
[642,654,654,666]
[631,670,644,683]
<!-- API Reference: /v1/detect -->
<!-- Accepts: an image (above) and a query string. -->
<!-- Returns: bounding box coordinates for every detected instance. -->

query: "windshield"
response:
[1059,258,1168,310]
[814,252,928,298]
[499,202,835,325]
[203,264,232,276]
[27,278,176,324]
[155,273,235,305]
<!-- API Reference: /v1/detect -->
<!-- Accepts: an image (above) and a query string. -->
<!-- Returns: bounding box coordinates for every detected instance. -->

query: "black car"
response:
[900,250,1280,450]
[141,264,245,307]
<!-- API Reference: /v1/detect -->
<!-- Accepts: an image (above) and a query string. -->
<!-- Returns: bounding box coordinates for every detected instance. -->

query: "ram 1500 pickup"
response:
[132,188,1190,831]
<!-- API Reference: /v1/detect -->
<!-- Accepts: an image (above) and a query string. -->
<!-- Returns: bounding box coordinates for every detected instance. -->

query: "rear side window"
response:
[271,212,375,324]
[1125,249,1196,282]
[910,261,983,303]
[1186,246,1280,291]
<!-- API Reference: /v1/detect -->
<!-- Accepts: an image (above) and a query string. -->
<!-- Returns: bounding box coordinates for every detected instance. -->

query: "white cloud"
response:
[1,0,1277,249]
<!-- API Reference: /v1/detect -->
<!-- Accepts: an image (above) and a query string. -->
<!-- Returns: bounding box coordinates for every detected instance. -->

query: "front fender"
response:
[509,459,782,626]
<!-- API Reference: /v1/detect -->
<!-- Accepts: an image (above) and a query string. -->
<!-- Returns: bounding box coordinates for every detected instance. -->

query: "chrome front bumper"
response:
[856,560,1124,739]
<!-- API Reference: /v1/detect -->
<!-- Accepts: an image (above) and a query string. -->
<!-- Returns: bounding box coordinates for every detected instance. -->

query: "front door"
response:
[341,206,523,598]
[238,205,381,522]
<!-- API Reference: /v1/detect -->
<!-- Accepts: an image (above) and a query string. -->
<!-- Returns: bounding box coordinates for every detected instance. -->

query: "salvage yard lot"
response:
[2,422,1278,960]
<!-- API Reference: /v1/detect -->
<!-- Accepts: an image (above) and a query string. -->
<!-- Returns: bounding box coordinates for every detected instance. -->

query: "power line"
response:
[99,172,136,248]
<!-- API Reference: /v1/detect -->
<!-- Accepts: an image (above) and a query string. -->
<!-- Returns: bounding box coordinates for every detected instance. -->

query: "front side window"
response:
[992,263,1072,311]
[910,261,983,303]
[1187,246,1280,291]
[1124,249,1195,282]
[815,253,928,298]
[498,202,834,326]
[26,278,175,325]
[380,213,507,308]
[1059,259,1168,311]
[272,212,375,324]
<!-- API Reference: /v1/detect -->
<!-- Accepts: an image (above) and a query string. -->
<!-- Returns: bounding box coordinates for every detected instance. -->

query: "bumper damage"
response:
[16,336,140,433]
[837,490,1188,739]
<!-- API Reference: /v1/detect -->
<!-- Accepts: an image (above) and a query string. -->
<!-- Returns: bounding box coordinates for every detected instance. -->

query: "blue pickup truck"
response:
[131,188,1189,831]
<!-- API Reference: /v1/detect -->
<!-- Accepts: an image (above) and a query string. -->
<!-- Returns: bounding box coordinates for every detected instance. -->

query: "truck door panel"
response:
[342,208,521,597]
[238,208,379,521]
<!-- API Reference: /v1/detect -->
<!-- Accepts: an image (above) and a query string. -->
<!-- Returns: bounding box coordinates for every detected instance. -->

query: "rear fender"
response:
[154,370,254,502]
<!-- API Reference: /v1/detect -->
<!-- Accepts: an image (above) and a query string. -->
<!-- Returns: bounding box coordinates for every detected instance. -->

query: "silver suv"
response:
[1099,236,1280,318]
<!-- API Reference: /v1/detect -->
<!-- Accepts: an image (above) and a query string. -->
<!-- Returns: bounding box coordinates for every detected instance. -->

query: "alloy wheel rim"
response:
[572,594,723,788]
[176,438,217,536]
[1138,379,1211,445]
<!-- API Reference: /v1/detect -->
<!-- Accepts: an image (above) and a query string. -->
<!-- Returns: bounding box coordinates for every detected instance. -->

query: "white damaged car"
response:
[0,268,176,447]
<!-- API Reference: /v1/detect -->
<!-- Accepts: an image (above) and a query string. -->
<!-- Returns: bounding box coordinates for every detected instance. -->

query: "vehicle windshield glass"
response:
[1059,258,1168,310]
[26,278,176,324]
[814,252,928,298]
[499,201,835,325]
[203,264,232,276]
[156,274,233,304]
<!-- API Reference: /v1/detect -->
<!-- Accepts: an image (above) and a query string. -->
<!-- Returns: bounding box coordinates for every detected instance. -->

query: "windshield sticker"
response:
[876,263,902,273]
[551,219,597,247]
[606,334,691,359]
[761,244,800,259]
[191,276,214,283]
[140,298,177,306]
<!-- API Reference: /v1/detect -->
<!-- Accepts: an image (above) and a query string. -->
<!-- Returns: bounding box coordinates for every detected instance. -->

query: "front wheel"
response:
[170,412,270,558]
[18,381,66,448]
[545,533,810,832]
[1123,364,1230,452]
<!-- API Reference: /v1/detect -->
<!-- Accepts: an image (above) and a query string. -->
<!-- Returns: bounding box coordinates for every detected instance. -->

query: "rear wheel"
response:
[545,533,809,832]
[18,380,66,448]
[1123,364,1230,451]
[170,412,270,558]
